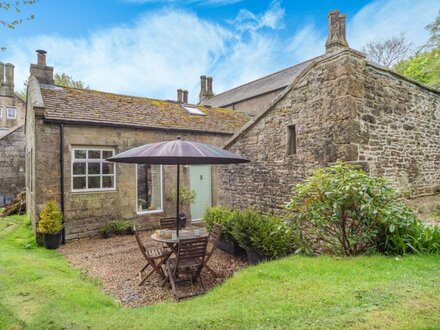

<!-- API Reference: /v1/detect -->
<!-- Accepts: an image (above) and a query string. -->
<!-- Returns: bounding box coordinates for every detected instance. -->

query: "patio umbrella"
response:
[107,137,250,236]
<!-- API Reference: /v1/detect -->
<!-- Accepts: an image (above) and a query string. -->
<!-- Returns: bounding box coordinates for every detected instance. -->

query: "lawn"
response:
[1,215,440,330]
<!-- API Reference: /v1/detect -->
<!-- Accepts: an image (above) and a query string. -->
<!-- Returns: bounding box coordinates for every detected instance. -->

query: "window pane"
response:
[137,164,162,212]
[102,150,113,159]
[88,150,101,159]
[102,176,114,188]
[73,162,86,175]
[73,177,86,190]
[102,162,114,174]
[88,162,101,175]
[74,150,86,159]
[88,176,100,189]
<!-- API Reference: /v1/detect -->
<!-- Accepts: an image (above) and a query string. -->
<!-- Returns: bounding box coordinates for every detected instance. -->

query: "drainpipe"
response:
[60,123,65,244]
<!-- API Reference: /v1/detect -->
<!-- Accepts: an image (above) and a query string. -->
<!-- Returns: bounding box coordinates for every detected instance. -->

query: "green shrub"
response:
[202,206,234,238]
[231,209,294,259]
[37,201,63,234]
[100,220,133,235]
[286,161,440,256]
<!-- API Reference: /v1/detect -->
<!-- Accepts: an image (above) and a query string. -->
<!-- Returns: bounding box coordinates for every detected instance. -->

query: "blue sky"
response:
[0,0,438,102]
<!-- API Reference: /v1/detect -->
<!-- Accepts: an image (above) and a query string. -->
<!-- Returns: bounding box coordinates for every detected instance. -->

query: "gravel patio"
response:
[59,229,247,307]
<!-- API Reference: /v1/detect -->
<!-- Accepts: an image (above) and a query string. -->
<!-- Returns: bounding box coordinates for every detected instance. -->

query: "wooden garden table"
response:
[151,229,209,254]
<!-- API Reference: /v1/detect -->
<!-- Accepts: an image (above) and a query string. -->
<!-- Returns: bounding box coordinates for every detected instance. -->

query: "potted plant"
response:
[37,201,64,249]
[100,223,115,239]
[167,186,197,227]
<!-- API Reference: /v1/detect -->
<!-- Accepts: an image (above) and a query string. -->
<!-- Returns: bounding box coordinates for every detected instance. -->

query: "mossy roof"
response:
[40,85,250,134]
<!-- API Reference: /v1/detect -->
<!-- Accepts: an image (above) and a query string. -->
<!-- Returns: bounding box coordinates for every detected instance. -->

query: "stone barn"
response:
[25,51,249,241]
[212,10,440,213]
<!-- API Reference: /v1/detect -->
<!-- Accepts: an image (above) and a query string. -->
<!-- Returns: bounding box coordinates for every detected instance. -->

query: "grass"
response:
[1,215,440,330]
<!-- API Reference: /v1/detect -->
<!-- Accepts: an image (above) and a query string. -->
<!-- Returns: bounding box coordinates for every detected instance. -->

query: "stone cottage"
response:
[25,50,249,241]
[0,62,26,205]
[215,10,440,213]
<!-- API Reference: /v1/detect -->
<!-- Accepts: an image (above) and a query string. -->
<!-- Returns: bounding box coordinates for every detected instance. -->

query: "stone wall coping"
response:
[366,61,440,97]
[28,76,45,108]
[0,124,24,141]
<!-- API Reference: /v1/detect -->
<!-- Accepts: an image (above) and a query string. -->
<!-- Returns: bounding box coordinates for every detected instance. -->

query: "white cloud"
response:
[3,0,438,103]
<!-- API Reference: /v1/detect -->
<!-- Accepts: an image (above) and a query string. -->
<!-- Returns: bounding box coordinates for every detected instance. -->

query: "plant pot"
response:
[217,235,246,257]
[43,231,62,249]
[178,213,187,228]
[246,248,268,265]
[126,227,135,235]
[103,231,115,239]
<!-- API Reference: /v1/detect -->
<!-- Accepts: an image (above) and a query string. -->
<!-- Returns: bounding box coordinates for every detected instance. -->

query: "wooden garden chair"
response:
[163,236,209,301]
[160,216,177,229]
[134,229,171,286]
[203,222,222,278]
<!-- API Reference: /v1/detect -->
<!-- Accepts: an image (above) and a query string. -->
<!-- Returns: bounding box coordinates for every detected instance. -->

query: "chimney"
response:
[325,10,349,53]
[199,75,207,103]
[30,49,54,85]
[182,90,188,103]
[206,77,214,98]
[0,63,14,97]
[177,89,183,102]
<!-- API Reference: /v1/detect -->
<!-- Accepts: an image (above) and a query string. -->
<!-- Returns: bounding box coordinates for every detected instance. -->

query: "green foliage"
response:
[167,186,197,211]
[286,161,440,256]
[393,46,440,89]
[231,209,294,259]
[202,206,234,238]
[37,201,63,234]
[54,73,89,89]
[100,220,134,235]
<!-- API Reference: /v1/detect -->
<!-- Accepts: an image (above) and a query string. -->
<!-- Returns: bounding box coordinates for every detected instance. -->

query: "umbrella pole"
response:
[176,164,180,237]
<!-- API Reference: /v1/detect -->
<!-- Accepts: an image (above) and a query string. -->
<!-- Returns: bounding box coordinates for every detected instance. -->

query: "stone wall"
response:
[357,64,440,196]
[30,117,229,240]
[0,95,26,139]
[0,125,25,204]
[219,50,365,212]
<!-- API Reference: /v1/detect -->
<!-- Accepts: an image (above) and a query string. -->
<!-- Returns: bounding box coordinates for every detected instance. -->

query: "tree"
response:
[393,12,440,89]
[362,34,413,68]
[54,73,89,89]
[1,1,37,51]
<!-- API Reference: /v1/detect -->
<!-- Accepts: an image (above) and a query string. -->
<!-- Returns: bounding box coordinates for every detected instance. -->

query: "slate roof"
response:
[202,58,318,108]
[40,85,249,134]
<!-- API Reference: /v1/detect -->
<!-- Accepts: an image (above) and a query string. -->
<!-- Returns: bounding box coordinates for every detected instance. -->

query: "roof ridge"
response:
[204,55,322,101]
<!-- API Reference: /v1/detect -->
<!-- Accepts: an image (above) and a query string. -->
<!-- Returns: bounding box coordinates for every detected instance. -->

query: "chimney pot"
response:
[177,89,183,103]
[182,90,188,103]
[199,75,207,103]
[325,10,349,53]
[36,49,47,66]
[206,77,214,98]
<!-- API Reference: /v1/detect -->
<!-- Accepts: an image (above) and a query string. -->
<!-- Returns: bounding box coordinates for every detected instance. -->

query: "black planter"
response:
[178,213,187,228]
[43,231,62,249]
[246,248,269,265]
[217,235,246,257]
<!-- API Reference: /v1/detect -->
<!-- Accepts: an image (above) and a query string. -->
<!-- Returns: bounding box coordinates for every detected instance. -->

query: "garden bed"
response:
[59,230,247,307]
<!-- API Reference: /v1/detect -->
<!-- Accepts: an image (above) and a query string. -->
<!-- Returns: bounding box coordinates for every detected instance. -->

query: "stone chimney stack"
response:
[206,77,214,98]
[182,90,188,103]
[30,49,54,85]
[0,62,14,97]
[177,89,183,103]
[325,10,349,53]
[199,75,207,103]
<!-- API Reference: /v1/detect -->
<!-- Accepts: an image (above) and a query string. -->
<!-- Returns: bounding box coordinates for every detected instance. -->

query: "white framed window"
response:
[0,106,3,119]
[136,164,163,214]
[71,147,116,192]
[6,107,17,119]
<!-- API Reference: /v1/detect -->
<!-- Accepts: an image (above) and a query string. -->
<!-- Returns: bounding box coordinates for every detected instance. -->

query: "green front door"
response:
[189,165,212,221]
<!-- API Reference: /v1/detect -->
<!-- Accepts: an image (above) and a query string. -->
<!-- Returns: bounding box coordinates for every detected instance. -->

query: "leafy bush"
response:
[202,206,234,238]
[37,201,63,234]
[287,161,440,256]
[100,220,134,236]
[231,209,295,259]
